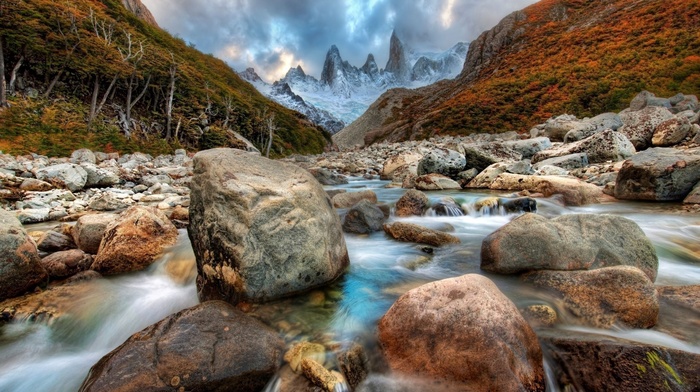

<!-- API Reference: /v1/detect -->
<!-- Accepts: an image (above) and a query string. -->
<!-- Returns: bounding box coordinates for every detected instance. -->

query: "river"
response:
[1,178,698,391]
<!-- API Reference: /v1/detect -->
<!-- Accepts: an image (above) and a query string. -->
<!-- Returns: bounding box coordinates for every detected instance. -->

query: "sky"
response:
[142,0,537,83]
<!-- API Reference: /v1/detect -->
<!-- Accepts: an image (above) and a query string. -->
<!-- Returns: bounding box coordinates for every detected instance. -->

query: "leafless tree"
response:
[165,52,178,140]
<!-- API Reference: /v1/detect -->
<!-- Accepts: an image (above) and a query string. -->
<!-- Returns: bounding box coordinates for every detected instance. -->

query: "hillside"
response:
[335,0,700,148]
[0,0,330,157]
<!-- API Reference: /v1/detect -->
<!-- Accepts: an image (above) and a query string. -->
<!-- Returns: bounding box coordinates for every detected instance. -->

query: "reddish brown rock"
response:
[383,222,460,247]
[71,213,116,254]
[91,206,178,275]
[0,210,48,301]
[395,189,429,217]
[41,249,93,279]
[332,190,378,209]
[378,274,545,392]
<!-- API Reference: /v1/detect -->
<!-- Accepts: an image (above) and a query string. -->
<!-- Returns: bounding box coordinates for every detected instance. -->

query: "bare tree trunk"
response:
[265,113,276,158]
[165,61,177,141]
[8,55,22,94]
[0,35,7,108]
[89,75,100,125]
[126,74,149,127]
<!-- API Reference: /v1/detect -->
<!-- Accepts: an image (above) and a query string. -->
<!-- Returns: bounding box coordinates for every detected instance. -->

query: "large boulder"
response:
[395,189,429,217]
[71,213,116,254]
[619,106,674,150]
[522,266,658,329]
[378,274,545,392]
[614,147,700,201]
[532,129,635,164]
[91,206,178,275]
[489,174,604,206]
[80,163,120,188]
[563,112,624,142]
[465,162,509,188]
[417,148,466,177]
[533,153,589,170]
[383,222,460,247]
[41,249,93,279]
[342,200,386,234]
[35,163,88,192]
[79,301,284,392]
[0,210,48,301]
[188,149,349,304]
[414,174,461,190]
[481,213,659,281]
[502,137,552,159]
[651,116,691,147]
[540,329,700,392]
[70,148,97,164]
[307,168,348,185]
[459,143,522,172]
[332,190,377,209]
[381,152,423,180]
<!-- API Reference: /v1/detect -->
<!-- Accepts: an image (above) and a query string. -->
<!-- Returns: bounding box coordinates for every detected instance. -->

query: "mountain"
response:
[245,31,467,126]
[333,0,700,149]
[238,67,345,134]
[0,0,329,157]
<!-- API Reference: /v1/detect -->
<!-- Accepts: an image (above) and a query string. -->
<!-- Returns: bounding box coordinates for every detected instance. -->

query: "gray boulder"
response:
[533,153,589,170]
[619,106,674,150]
[502,137,552,159]
[629,90,671,111]
[342,200,386,234]
[417,148,466,177]
[72,214,116,254]
[564,113,624,142]
[543,114,585,141]
[188,149,349,304]
[79,301,284,392]
[466,162,509,188]
[615,147,700,201]
[414,174,462,190]
[307,168,348,185]
[70,148,97,164]
[459,143,522,172]
[481,213,658,281]
[35,163,88,192]
[532,129,635,164]
[0,210,48,300]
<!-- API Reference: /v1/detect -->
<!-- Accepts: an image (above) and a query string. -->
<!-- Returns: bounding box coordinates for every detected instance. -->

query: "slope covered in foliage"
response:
[0,0,330,157]
[356,0,700,145]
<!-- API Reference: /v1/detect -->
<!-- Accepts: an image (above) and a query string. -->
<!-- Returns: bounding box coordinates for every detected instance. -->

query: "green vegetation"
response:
[0,0,329,157]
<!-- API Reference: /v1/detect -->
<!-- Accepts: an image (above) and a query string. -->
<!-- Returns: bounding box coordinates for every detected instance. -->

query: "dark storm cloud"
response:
[142,0,536,82]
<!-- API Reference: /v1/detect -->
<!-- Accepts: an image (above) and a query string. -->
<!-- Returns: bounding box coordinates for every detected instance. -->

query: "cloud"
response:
[142,0,537,82]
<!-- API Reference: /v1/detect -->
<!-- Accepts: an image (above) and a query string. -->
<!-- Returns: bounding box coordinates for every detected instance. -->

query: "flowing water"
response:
[1,178,699,391]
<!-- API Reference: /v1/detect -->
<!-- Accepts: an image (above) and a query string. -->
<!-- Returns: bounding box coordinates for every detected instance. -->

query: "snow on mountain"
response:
[238,68,345,134]
[241,31,467,128]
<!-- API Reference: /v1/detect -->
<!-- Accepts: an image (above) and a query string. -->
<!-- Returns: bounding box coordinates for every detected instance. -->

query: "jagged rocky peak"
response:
[120,0,159,27]
[361,54,380,79]
[321,45,345,86]
[238,67,264,83]
[385,30,411,82]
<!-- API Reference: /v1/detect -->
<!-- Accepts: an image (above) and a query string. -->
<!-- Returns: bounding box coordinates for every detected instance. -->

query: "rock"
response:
[459,143,522,172]
[381,152,423,180]
[389,162,419,183]
[378,274,545,392]
[337,343,368,390]
[80,163,120,188]
[683,182,700,204]
[416,148,466,177]
[629,90,657,110]
[41,249,93,279]
[432,197,464,216]
[614,147,700,201]
[543,114,588,141]
[619,106,674,150]
[535,165,569,176]
[284,342,326,373]
[139,173,172,187]
[523,266,658,328]
[540,329,700,392]
[342,200,386,234]
[88,193,131,211]
[70,149,96,164]
[332,190,378,209]
[19,178,53,191]
[533,153,589,170]
[481,213,659,281]
[307,168,348,185]
[563,113,625,142]
[72,213,116,254]
[301,358,338,392]
[35,163,88,192]
[169,206,189,221]
[533,129,635,164]
[490,174,604,206]
[520,304,558,328]
[657,285,700,312]
[383,222,460,247]
[0,210,48,301]
[675,94,699,112]
[79,301,284,392]
[502,137,552,159]
[36,230,75,252]
[651,116,691,147]
[414,174,461,190]
[188,149,349,304]
[16,208,52,224]
[501,197,537,213]
[465,162,508,188]
[91,206,178,275]
[395,189,429,217]
[506,160,535,175]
